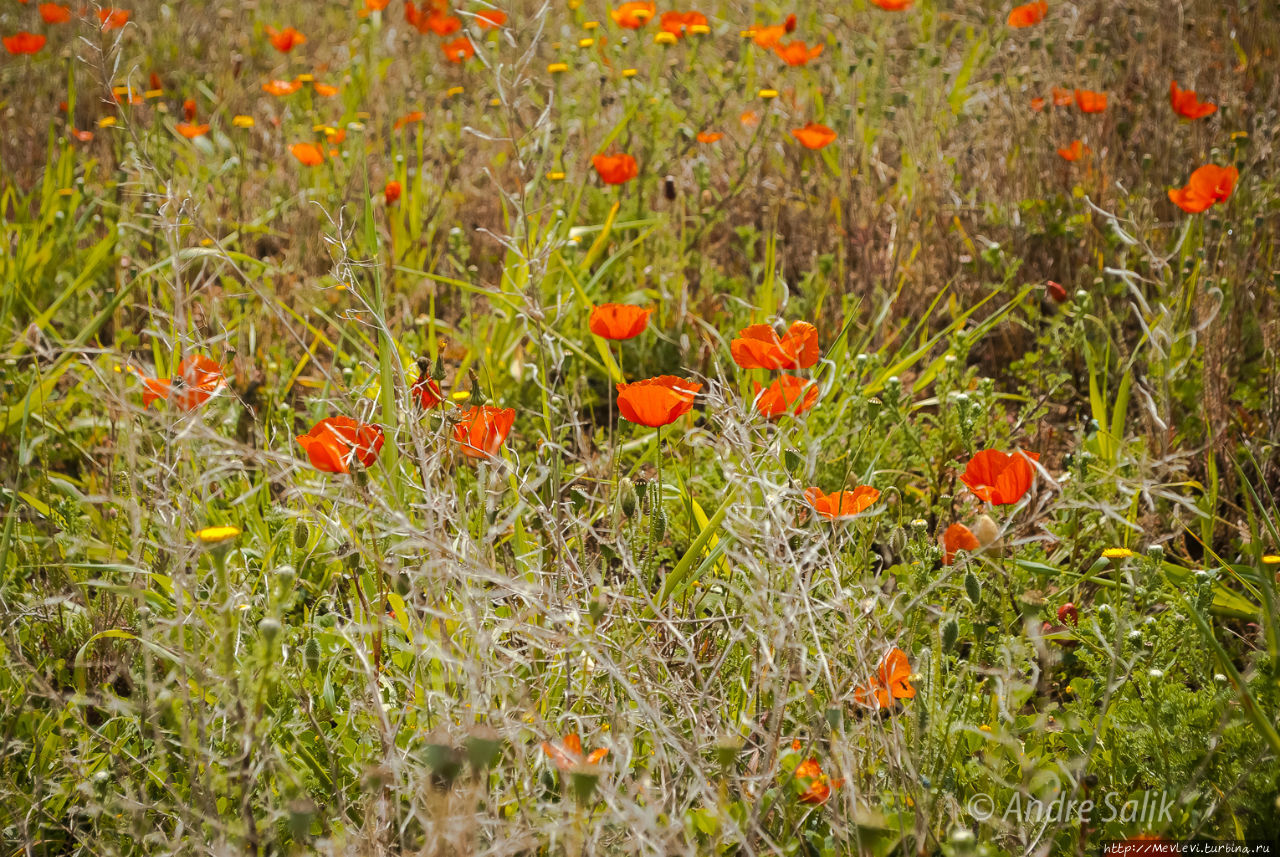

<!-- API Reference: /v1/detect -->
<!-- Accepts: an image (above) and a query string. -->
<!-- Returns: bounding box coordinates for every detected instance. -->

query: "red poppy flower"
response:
[804,486,880,520]
[774,39,823,66]
[412,374,445,409]
[453,406,515,458]
[181,98,197,121]
[290,142,325,166]
[869,0,913,10]
[1074,89,1107,113]
[616,376,700,427]
[1045,280,1068,302]
[139,355,225,410]
[753,375,818,418]
[1056,139,1086,161]
[1051,86,1073,107]
[589,303,652,340]
[266,26,306,52]
[38,3,71,23]
[384,180,402,205]
[730,321,819,370]
[1169,80,1217,120]
[794,756,843,805]
[696,130,722,143]
[541,734,608,770]
[176,122,210,139]
[442,36,474,61]
[69,127,94,142]
[941,523,980,564]
[313,82,339,97]
[97,8,130,30]
[1168,163,1237,213]
[659,10,706,37]
[854,647,915,709]
[1030,96,1046,112]
[263,78,303,96]
[296,417,385,473]
[592,152,639,185]
[1058,602,1079,626]
[475,9,506,28]
[4,32,46,54]
[610,0,655,28]
[959,448,1040,505]
[791,123,836,150]
[1006,0,1046,27]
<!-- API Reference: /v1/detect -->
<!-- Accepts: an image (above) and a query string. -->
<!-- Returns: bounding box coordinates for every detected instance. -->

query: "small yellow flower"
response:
[548,62,569,73]
[1101,547,1135,559]
[578,37,594,47]
[355,111,372,119]
[489,97,501,106]
[1064,685,1074,695]
[688,23,710,34]
[759,89,779,99]
[546,171,566,180]
[583,20,599,29]
[312,124,336,134]
[1261,555,1280,565]
[197,526,241,546]
[978,724,992,733]
[654,31,677,44]
[232,114,255,128]
[296,73,315,83]
[199,238,214,247]
[446,85,464,97]
[740,28,756,38]
[621,68,638,77]
[98,117,118,128]
[144,88,164,99]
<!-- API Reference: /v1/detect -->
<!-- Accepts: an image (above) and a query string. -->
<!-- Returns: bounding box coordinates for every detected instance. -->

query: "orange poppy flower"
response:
[442,36,474,61]
[1056,139,1086,161]
[394,110,426,130]
[4,32,46,54]
[266,25,306,52]
[592,152,639,185]
[181,98,197,120]
[296,417,385,473]
[1051,86,1073,107]
[139,355,225,410]
[804,486,880,520]
[69,127,94,142]
[753,375,818,418]
[659,10,706,37]
[794,756,843,805]
[1045,280,1068,302]
[774,39,823,66]
[365,0,391,10]
[959,448,1039,505]
[176,122,210,139]
[792,123,836,150]
[475,9,506,28]
[941,523,980,564]
[589,303,652,340]
[1169,80,1217,120]
[854,647,916,709]
[1074,89,1107,113]
[1030,96,1046,111]
[541,734,608,771]
[696,130,722,143]
[313,82,339,96]
[412,374,444,409]
[263,78,303,96]
[869,0,913,10]
[610,0,655,28]
[97,8,130,30]
[384,180,402,205]
[730,321,819,370]
[290,142,325,166]
[1006,0,1047,28]
[1168,163,1237,213]
[38,3,71,23]
[616,376,700,427]
[739,110,759,127]
[453,405,516,458]
[425,12,462,34]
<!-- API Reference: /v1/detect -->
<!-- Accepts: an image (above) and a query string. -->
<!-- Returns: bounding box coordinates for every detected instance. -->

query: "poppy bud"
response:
[258,617,282,644]
[973,514,1000,550]
[650,505,666,542]
[275,564,297,589]
[432,356,446,382]
[618,477,637,517]
[303,637,321,672]
[293,519,310,550]
[964,570,981,605]
[941,616,959,652]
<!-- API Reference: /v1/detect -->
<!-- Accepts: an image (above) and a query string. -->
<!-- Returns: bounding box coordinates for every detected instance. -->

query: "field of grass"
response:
[2,0,1280,853]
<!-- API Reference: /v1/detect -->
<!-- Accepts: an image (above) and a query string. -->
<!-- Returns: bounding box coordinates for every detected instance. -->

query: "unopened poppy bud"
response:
[618,477,637,517]
[293,519,310,550]
[432,356,446,382]
[941,617,959,652]
[651,506,666,542]
[258,617,282,644]
[303,637,321,672]
[275,564,296,589]
[964,570,981,605]
[973,514,1000,549]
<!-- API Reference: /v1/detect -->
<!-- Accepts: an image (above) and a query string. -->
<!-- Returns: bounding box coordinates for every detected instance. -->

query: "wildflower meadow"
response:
[2,0,1279,853]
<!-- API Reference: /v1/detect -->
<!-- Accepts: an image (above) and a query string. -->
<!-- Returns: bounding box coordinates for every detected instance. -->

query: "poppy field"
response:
[2,0,1280,853]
